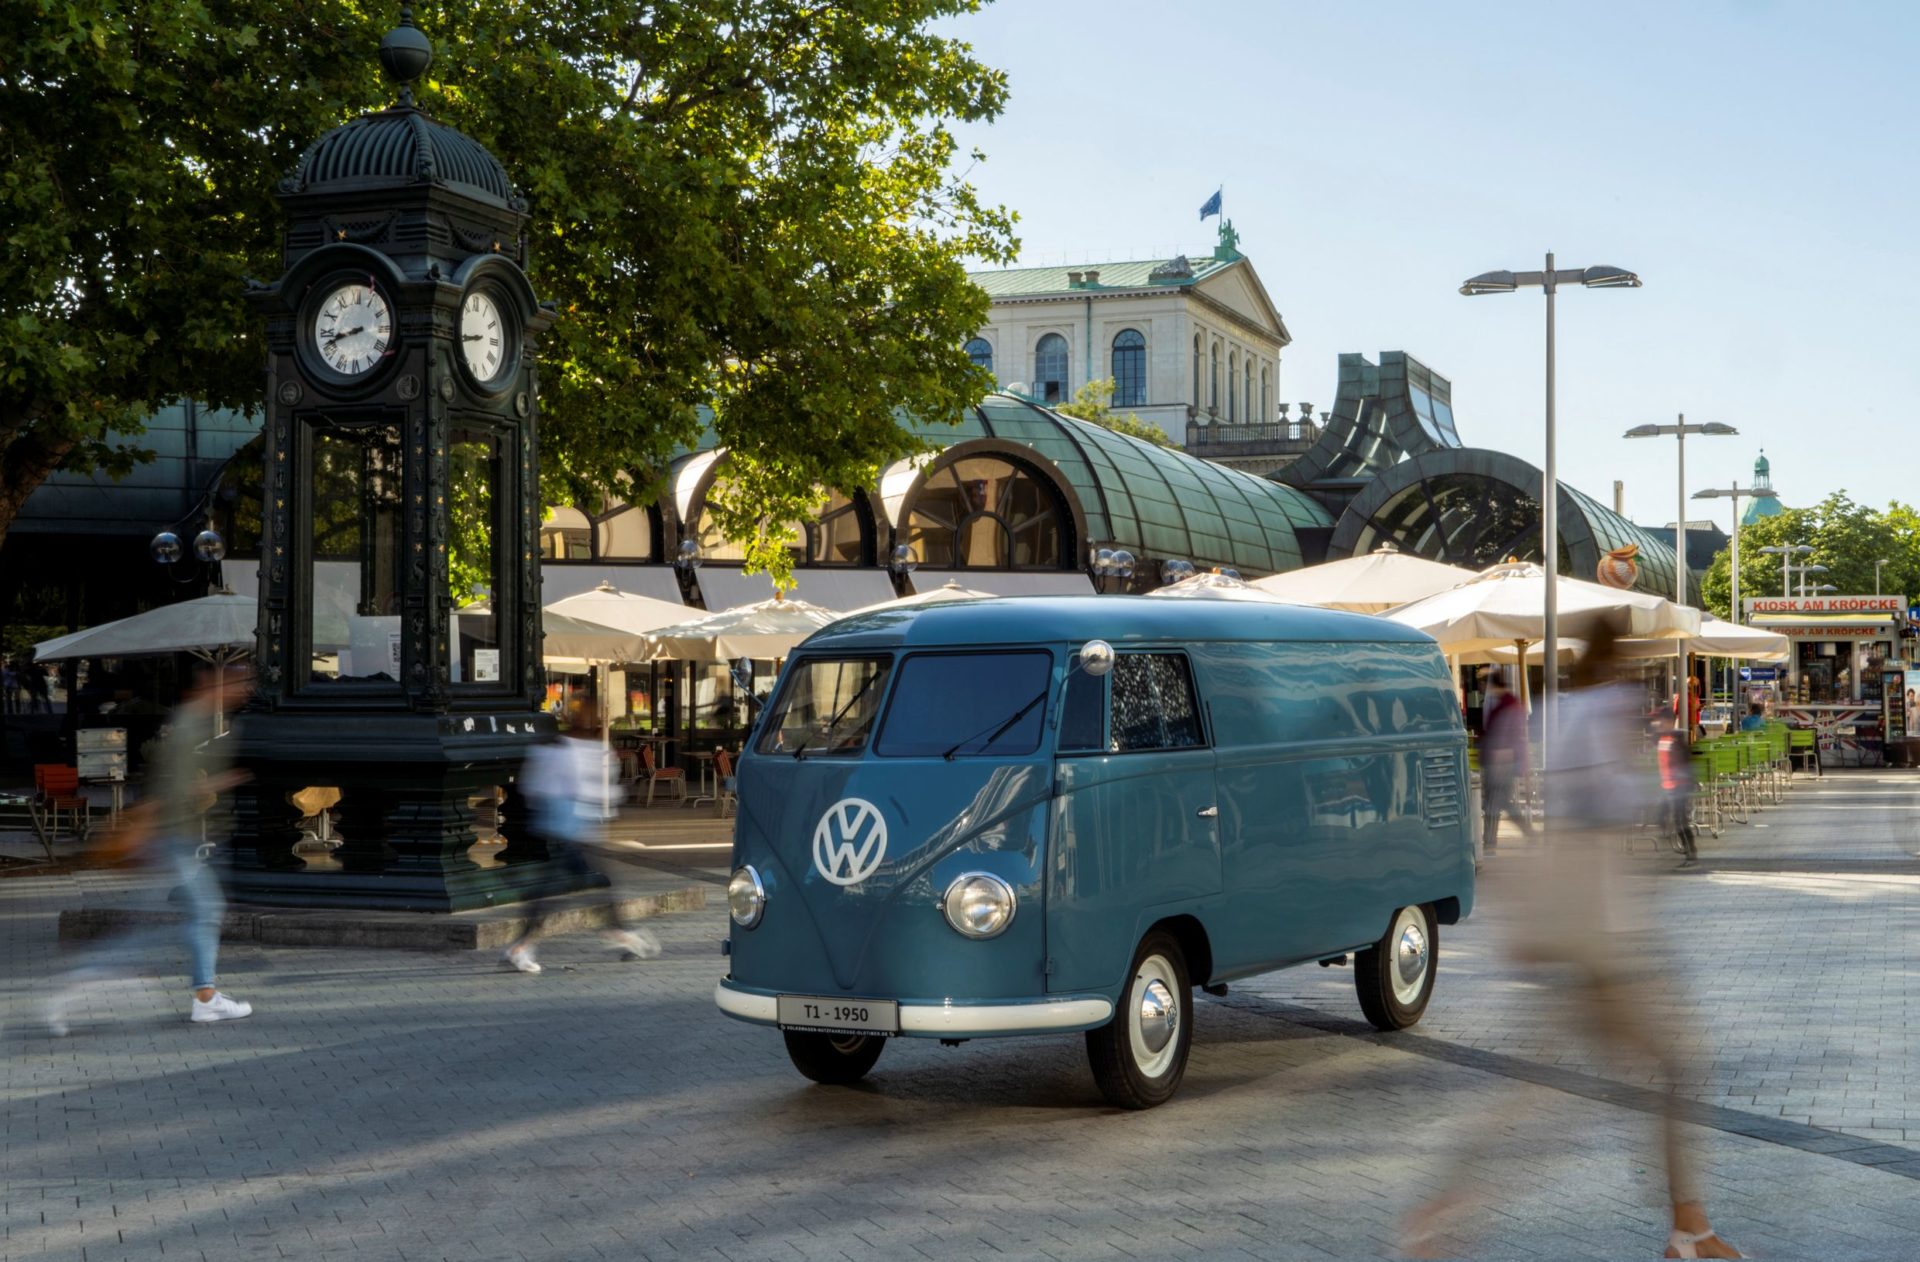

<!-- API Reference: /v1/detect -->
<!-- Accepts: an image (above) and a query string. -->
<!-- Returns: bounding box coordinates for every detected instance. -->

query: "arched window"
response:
[1034,334,1069,404]
[906,455,1066,569]
[964,337,993,372]
[1244,360,1253,423]
[1112,329,1146,408]
[540,507,592,560]
[803,490,867,565]
[1261,366,1271,423]
[693,472,805,563]
[1192,335,1201,408]
[1209,344,1220,414]
[595,503,658,560]
[1227,351,1237,421]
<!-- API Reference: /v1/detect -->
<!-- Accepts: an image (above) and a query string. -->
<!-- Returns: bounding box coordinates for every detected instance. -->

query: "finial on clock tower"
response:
[379,7,434,107]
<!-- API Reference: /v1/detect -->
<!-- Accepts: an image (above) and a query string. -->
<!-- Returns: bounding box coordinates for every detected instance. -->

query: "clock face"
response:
[460,290,510,384]
[313,283,392,376]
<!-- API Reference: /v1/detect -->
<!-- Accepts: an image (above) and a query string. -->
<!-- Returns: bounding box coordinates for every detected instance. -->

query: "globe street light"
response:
[1693,481,1779,625]
[1876,558,1890,596]
[1462,253,1641,760]
[1623,416,1738,606]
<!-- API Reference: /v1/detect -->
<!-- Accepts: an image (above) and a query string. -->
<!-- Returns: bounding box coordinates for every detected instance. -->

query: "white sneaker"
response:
[504,943,542,974]
[189,992,253,1023]
[47,992,75,1037]
[608,929,661,960]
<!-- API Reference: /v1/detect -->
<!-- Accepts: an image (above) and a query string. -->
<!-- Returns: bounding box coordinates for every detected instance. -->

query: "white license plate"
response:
[777,995,900,1036]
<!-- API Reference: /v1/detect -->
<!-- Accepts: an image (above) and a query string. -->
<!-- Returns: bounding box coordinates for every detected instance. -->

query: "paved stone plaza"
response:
[3,771,1918,1261]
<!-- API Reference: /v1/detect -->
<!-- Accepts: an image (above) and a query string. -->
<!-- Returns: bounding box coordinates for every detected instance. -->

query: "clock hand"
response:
[462,334,484,341]
[325,325,366,343]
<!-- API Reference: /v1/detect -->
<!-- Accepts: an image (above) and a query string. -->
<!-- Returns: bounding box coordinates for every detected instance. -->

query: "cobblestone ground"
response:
[3,772,1917,1261]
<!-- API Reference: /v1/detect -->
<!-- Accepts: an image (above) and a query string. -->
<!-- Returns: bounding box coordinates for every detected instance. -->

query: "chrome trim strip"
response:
[714,981,1113,1035]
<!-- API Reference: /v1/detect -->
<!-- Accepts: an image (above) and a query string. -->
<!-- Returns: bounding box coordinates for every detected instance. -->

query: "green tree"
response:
[1,1,1016,588]
[1053,377,1175,448]
[1699,492,1920,619]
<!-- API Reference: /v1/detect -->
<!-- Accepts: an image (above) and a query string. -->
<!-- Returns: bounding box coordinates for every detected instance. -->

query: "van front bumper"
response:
[715,979,1114,1037]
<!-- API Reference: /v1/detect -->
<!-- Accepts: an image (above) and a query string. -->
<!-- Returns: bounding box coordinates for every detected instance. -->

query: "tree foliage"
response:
[1,1,1016,584]
[1053,377,1174,448]
[1698,491,1920,618]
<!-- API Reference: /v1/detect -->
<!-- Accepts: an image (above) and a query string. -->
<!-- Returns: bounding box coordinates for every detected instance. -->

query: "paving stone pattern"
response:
[2,773,1918,1260]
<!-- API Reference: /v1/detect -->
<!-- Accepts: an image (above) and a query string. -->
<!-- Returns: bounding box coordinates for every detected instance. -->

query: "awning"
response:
[697,567,895,613]
[910,569,1096,598]
[539,564,686,606]
[1750,614,1897,630]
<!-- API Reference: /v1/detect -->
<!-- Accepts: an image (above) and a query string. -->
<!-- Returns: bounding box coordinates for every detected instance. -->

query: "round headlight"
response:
[941,872,1017,940]
[727,865,766,928]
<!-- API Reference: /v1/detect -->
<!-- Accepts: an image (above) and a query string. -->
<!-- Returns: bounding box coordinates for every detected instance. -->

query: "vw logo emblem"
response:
[812,797,888,887]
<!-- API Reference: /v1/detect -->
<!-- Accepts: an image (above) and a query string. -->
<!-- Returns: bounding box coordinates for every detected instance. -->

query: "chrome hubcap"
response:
[1390,908,1429,1007]
[1127,954,1181,1078]
[1137,979,1176,1054]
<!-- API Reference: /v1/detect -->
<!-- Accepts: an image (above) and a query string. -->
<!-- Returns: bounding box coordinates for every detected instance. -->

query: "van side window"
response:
[1058,656,1106,753]
[1111,653,1206,752]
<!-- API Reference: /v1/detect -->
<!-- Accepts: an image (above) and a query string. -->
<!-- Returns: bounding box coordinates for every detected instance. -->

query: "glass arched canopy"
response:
[1329,448,1691,599]
[904,454,1064,568]
[895,393,1332,575]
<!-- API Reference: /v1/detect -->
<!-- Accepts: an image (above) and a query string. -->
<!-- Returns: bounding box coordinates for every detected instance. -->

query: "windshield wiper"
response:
[791,671,884,759]
[942,688,1048,761]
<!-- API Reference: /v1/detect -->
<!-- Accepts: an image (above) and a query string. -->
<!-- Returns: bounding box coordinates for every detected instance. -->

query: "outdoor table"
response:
[0,793,57,861]
[86,779,125,826]
[685,751,717,805]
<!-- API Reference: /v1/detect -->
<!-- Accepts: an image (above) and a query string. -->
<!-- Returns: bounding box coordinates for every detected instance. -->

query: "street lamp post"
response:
[1693,481,1779,625]
[1625,416,1735,707]
[1462,253,1640,762]
[1795,564,1830,596]
[1758,544,1813,600]
[1876,558,1890,596]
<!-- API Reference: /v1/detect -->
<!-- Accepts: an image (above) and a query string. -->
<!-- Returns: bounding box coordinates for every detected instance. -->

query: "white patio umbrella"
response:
[1380,561,1699,656]
[1249,546,1476,613]
[1621,614,1788,662]
[846,579,999,615]
[642,596,841,661]
[34,591,257,732]
[544,580,692,637]
[1146,571,1297,602]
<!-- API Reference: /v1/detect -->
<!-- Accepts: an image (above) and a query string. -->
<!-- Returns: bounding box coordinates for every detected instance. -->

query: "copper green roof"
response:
[904,393,1333,576]
[967,254,1237,300]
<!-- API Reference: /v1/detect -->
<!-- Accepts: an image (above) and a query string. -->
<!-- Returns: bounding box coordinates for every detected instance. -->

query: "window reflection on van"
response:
[756,656,890,756]
[1060,651,1207,754]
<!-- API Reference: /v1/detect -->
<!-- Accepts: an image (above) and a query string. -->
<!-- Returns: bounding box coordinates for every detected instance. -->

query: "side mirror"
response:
[1080,639,1115,677]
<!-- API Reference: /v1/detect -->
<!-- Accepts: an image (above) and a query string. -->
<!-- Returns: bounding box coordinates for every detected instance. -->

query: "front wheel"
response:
[783,1031,885,1085]
[1355,903,1437,1030]
[1086,931,1193,1109]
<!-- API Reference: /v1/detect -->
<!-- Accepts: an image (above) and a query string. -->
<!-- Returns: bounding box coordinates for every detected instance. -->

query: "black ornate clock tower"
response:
[226,11,583,911]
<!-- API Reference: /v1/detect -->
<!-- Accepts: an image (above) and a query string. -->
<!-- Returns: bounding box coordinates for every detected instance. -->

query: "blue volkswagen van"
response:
[715,597,1472,1108]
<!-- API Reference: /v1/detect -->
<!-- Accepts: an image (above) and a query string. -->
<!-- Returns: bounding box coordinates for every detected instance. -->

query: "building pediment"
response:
[1193,260,1290,346]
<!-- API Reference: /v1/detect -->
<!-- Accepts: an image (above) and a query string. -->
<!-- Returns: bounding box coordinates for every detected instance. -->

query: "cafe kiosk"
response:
[1742,594,1917,766]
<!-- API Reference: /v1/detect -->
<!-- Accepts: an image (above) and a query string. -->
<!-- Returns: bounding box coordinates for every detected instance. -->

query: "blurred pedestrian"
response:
[1656,725,1699,868]
[1,660,16,715]
[24,663,50,714]
[1478,668,1533,854]
[501,700,661,974]
[1403,627,1740,1259]
[47,664,254,1033]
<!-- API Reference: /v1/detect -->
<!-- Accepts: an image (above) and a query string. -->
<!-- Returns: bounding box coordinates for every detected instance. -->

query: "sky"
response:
[936,0,1920,534]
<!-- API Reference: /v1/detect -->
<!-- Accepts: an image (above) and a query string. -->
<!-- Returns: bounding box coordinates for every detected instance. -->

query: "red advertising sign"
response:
[1743,594,1906,615]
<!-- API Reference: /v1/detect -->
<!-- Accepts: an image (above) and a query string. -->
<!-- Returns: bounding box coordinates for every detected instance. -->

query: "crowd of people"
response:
[1,659,55,714]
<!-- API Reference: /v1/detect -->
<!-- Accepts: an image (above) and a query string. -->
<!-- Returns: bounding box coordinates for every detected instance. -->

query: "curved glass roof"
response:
[1329,448,1696,600]
[1277,352,1464,491]
[903,393,1333,576]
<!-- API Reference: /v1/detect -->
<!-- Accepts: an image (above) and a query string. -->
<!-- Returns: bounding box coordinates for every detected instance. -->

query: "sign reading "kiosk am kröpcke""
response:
[1742,594,1906,615]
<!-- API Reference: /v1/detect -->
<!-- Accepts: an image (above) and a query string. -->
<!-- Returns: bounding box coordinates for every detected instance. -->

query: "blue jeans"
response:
[65,846,224,993]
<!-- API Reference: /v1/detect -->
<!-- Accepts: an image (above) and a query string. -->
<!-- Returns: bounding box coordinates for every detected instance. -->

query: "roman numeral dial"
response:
[312,283,392,377]
[460,290,512,385]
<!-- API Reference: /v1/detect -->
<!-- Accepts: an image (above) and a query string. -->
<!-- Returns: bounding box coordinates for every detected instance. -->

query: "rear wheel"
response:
[1086,931,1193,1109]
[1355,904,1437,1031]
[783,1031,885,1085]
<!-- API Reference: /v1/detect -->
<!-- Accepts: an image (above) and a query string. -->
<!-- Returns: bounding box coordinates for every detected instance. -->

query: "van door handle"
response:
[1197,806,1218,818]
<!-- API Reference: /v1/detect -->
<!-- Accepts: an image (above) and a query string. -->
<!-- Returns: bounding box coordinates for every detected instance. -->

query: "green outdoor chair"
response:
[1788,726,1821,778]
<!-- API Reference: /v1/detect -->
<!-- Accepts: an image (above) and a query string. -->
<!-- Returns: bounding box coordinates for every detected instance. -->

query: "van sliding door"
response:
[1046,651,1220,994]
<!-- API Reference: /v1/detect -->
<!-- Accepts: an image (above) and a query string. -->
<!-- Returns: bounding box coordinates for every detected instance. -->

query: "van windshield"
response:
[876,651,1052,758]
[757,657,892,757]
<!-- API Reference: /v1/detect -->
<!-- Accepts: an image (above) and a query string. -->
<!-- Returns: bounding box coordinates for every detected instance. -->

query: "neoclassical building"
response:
[962,224,1290,444]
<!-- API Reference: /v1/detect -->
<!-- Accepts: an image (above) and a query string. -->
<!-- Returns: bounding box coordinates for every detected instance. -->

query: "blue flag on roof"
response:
[1199,189,1222,220]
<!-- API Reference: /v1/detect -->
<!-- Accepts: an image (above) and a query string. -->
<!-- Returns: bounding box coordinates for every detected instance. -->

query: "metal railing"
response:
[1184,419,1322,454]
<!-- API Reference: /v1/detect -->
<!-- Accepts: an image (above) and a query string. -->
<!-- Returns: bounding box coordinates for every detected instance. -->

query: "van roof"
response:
[799,595,1442,652]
